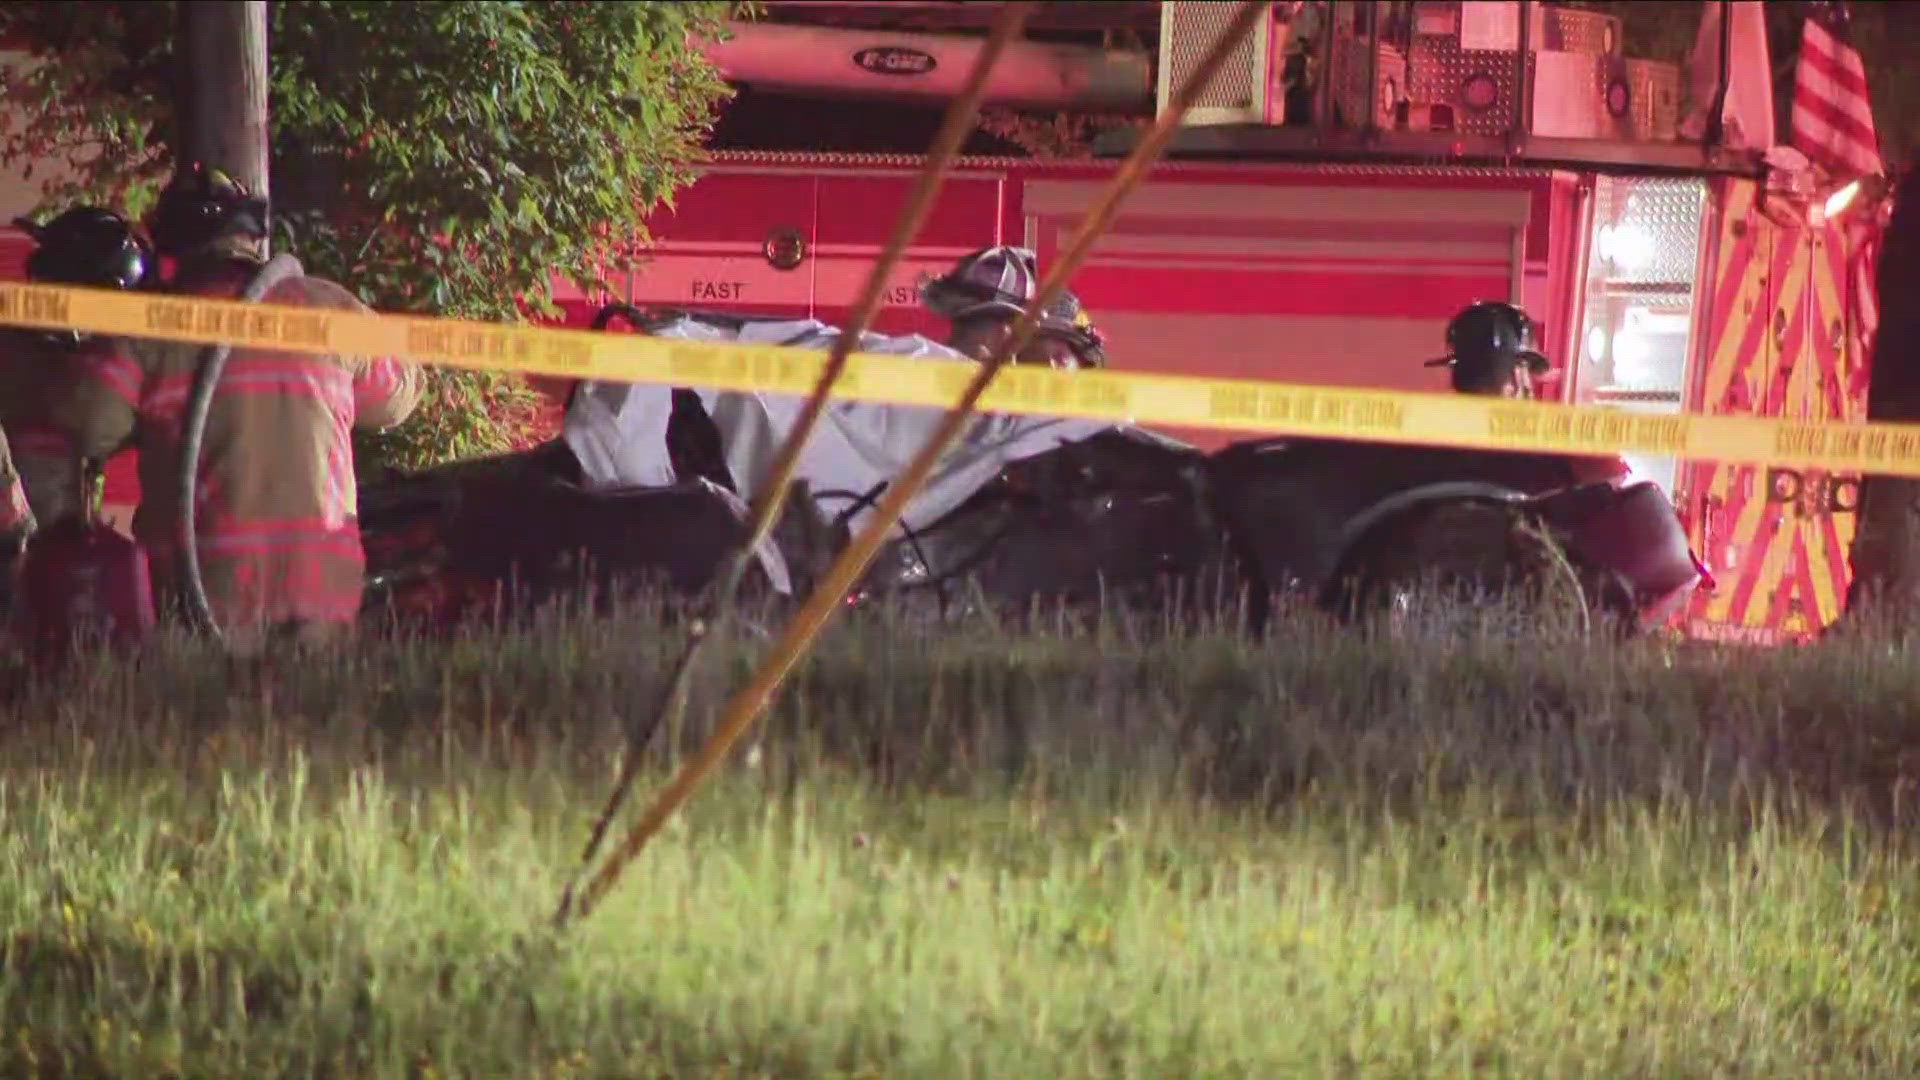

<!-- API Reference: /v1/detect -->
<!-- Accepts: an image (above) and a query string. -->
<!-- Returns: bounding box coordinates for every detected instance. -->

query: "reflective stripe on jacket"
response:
[49,264,423,636]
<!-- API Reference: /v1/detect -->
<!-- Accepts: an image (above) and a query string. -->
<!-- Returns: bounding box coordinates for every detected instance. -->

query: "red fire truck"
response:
[0,1,1885,646]
[538,2,1882,646]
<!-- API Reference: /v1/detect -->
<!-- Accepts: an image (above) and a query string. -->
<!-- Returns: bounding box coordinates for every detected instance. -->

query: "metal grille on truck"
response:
[1164,0,1261,111]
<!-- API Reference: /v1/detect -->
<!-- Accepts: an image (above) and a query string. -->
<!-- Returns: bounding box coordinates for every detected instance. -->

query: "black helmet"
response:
[15,207,155,291]
[1426,300,1550,392]
[12,206,156,349]
[146,163,269,261]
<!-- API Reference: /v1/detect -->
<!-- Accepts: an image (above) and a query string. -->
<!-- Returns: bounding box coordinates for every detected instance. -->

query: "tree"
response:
[1841,164,1920,632]
[1567,0,1920,164]
[0,0,746,475]
[974,108,1145,161]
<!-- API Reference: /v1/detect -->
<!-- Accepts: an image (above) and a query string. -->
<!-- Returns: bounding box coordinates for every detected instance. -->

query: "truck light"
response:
[1611,308,1691,388]
[1597,223,1655,272]
[1824,177,1864,221]
[1613,327,1653,385]
[764,226,806,271]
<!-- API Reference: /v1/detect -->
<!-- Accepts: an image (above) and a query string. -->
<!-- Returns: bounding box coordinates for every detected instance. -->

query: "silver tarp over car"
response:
[562,315,1179,537]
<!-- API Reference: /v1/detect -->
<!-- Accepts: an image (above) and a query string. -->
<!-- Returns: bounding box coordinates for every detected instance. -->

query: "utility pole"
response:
[175,0,271,240]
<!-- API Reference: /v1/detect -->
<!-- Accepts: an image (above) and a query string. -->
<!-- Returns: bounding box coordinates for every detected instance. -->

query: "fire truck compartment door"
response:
[1022,179,1534,395]
[629,172,820,315]
[627,169,1008,329]
[813,172,1008,337]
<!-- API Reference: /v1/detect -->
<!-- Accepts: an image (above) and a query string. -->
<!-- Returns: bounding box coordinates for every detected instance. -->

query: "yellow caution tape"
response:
[1,279,1913,477]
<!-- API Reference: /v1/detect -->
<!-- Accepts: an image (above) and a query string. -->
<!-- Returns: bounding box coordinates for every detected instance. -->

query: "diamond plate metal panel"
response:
[1335,38,1409,129]
[1407,37,1530,137]
[1569,173,1708,500]
[1532,7,1622,55]
[1595,176,1707,287]
[1407,1,1641,140]
[1530,50,1608,139]
[1621,58,1681,142]
[1410,2,1621,55]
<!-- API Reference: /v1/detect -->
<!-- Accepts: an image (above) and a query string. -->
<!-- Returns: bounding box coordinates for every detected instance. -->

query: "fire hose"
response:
[176,253,306,639]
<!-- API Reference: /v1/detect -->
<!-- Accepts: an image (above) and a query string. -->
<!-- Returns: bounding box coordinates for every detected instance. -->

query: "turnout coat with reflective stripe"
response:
[1,332,101,529]
[49,265,422,633]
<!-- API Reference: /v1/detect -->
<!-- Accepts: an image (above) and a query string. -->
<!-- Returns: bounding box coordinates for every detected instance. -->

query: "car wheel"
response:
[1334,499,1594,639]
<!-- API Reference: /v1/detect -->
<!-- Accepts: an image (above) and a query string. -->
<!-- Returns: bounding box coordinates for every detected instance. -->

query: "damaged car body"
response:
[356,305,1707,637]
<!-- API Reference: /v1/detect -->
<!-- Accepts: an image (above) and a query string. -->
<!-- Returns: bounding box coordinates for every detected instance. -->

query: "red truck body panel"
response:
[620,153,1577,449]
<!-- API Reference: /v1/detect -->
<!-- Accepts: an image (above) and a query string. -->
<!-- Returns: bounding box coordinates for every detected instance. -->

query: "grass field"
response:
[3,597,1920,1077]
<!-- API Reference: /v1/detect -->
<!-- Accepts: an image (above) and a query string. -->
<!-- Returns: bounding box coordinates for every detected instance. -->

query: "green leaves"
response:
[259,0,734,323]
[1,0,739,472]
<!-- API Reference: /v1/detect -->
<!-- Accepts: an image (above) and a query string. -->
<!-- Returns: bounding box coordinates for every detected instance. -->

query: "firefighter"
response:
[48,164,424,655]
[1424,300,1554,399]
[919,245,1108,369]
[1280,1,1328,126]
[1025,290,1108,371]
[921,245,1036,362]
[0,428,30,583]
[3,207,158,531]
[1428,300,1638,492]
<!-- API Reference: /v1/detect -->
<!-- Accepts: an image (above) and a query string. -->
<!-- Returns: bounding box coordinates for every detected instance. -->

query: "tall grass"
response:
[3,596,1919,1077]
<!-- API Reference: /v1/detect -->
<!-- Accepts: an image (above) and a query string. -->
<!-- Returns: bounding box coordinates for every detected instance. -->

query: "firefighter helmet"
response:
[12,207,156,348]
[146,163,269,261]
[15,207,155,291]
[1425,301,1550,389]
[921,245,1039,321]
[1029,289,1107,368]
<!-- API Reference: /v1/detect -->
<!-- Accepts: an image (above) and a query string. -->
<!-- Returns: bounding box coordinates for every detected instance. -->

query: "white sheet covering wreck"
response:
[561,314,1158,538]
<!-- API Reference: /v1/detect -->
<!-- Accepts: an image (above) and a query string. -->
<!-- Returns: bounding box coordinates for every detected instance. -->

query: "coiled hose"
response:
[176,253,305,639]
